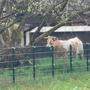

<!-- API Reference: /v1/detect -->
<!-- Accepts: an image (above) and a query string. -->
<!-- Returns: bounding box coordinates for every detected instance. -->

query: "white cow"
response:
[45,36,83,59]
[68,37,84,59]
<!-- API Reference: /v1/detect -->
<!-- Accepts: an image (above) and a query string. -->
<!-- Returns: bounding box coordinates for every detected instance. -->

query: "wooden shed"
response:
[23,26,90,46]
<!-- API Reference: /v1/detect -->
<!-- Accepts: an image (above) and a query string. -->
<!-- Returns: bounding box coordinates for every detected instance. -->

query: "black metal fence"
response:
[0,43,90,83]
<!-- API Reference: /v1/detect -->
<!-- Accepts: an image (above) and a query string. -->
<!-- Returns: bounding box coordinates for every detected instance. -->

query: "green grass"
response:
[0,57,90,90]
[0,72,90,90]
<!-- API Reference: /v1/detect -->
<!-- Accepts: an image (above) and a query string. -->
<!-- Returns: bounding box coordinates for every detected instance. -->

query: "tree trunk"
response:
[0,34,5,47]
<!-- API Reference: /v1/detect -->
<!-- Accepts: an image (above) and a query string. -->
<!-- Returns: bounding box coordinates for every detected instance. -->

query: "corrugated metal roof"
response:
[30,26,53,33]
[55,26,90,32]
[30,26,90,33]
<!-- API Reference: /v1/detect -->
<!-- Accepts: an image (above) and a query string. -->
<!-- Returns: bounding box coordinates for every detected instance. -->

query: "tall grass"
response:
[0,72,90,90]
[0,57,90,90]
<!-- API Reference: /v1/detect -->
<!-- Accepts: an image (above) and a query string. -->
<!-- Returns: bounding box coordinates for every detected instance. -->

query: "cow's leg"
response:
[78,53,82,60]
[78,51,83,60]
[76,49,82,60]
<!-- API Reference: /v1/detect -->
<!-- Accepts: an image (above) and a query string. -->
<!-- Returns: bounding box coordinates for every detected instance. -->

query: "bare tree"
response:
[32,0,90,45]
[0,0,90,47]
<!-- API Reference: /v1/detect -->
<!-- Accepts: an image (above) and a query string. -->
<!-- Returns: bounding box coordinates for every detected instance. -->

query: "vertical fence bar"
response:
[70,45,73,72]
[12,47,16,83]
[86,44,89,71]
[51,46,55,78]
[32,46,36,80]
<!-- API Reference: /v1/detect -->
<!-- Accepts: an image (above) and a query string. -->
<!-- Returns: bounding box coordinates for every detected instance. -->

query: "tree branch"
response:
[32,0,69,45]
[0,0,6,17]
[59,0,69,12]
[0,19,18,34]
[0,12,16,21]
[33,6,90,45]
[16,14,30,32]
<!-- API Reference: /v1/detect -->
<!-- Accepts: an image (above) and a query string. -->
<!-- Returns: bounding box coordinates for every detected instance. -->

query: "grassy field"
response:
[0,57,90,90]
[0,72,90,90]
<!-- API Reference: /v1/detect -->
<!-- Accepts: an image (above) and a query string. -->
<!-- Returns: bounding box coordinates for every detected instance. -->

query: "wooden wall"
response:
[51,32,90,43]
[24,31,90,46]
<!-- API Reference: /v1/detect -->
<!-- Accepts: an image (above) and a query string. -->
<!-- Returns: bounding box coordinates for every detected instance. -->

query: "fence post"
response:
[12,47,16,83]
[51,46,55,78]
[70,45,73,72]
[86,44,89,71]
[32,46,36,80]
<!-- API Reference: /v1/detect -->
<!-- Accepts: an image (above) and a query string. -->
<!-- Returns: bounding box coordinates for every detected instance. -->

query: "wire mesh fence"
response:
[0,43,90,83]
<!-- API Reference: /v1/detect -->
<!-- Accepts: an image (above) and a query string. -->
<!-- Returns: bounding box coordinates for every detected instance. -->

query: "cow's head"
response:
[44,36,58,47]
